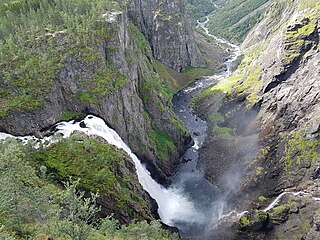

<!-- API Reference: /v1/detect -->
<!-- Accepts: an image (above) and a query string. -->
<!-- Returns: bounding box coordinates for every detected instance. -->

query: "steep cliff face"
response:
[194,0,320,239]
[126,0,205,71]
[0,1,198,182]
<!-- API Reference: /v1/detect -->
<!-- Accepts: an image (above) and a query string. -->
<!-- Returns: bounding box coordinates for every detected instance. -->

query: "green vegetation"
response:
[282,131,318,172]
[207,0,269,42]
[152,60,197,91]
[0,138,175,239]
[129,22,152,56]
[209,112,224,125]
[257,146,270,161]
[256,167,264,177]
[149,130,177,161]
[77,92,99,104]
[0,0,123,116]
[171,116,189,136]
[187,0,215,23]
[32,135,150,213]
[240,210,268,229]
[282,15,318,65]
[130,25,175,102]
[95,217,178,240]
[59,111,81,121]
[240,215,251,227]
[128,20,188,163]
[297,0,320,10]
[258,195,267,202]
[182,66,217,80]
[212,126,232,139]
[140,68,175,103]
[269,200,299,224]
[194,45,265,107]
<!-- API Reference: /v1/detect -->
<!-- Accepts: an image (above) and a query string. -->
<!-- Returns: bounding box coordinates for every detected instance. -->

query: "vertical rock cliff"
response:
[126,0,205,71]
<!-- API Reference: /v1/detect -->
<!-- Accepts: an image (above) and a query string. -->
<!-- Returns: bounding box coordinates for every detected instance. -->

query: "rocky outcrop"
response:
[32,133,158,224]
[194,1,320,238]
[0,3,194,183]
[126,0,205,71]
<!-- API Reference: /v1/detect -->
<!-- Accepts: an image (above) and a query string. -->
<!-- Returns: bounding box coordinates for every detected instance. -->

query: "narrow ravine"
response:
[168,15,242,237]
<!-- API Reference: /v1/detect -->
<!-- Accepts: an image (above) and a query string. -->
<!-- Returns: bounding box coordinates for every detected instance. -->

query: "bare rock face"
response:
[126,0,205,71]
[194,1,320,239]
[241,3,320,137]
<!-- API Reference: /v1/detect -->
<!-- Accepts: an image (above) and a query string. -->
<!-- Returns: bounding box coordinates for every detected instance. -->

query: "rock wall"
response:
[194,1,320,238]
[126,0,205,71]
[0,4,194,182]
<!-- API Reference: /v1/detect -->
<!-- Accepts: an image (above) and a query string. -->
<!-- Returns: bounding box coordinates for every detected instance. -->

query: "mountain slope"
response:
[207,0,271,43]
[194,0,320,239]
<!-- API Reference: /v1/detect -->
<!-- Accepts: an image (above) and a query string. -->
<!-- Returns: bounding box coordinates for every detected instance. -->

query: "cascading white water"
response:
[0,115,203,226]
[56,115,206,225]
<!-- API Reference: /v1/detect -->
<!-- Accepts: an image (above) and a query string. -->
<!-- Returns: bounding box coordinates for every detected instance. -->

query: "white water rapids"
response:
[0,115,202,226]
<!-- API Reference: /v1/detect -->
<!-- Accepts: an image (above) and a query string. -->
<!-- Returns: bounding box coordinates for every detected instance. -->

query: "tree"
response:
[0,138,58,237]
[55,179,100,240]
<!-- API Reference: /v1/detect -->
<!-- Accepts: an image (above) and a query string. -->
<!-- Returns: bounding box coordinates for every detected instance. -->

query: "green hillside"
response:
[207,0,270,42]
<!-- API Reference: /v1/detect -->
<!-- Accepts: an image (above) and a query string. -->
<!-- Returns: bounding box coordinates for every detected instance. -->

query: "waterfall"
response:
[0,115,203,226]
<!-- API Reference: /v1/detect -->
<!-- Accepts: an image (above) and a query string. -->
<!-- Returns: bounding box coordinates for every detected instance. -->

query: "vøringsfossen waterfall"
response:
[0,115,203,226]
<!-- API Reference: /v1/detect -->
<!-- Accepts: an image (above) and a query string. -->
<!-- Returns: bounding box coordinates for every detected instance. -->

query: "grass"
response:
[77,91,99,104]
[59,111,81,121]
[258,195,267,202]
[212,126,232,139]
[209,112,225,125]
[193,44,265,106]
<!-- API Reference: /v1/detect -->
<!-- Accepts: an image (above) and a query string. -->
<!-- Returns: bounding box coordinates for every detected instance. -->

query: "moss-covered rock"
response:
[31,134,158,224]
[239,210,271,231]
[282,15,318,66]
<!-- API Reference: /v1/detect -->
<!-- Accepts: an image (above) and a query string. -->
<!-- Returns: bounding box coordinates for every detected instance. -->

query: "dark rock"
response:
[300,161,312,169]
[126,0,205,71]
[312,167,320,179]
[314,215,320,231]
[182,157,192,163]
[79,121,86,128]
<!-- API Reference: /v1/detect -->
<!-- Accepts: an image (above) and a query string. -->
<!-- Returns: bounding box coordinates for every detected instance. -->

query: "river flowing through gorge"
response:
[0,14,242,238]
[0,20,311,238]
[169,17,242,236]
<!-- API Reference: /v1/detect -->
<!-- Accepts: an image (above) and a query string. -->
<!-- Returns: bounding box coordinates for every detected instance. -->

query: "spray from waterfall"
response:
[56,115,207,225]
[0,115,205,226]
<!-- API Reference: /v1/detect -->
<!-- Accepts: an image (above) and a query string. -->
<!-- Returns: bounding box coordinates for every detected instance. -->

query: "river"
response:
[0,13,242,240]
[168,16,241,237]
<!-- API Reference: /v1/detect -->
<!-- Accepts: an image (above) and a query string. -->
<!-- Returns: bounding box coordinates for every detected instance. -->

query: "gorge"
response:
[0,0,319,240]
